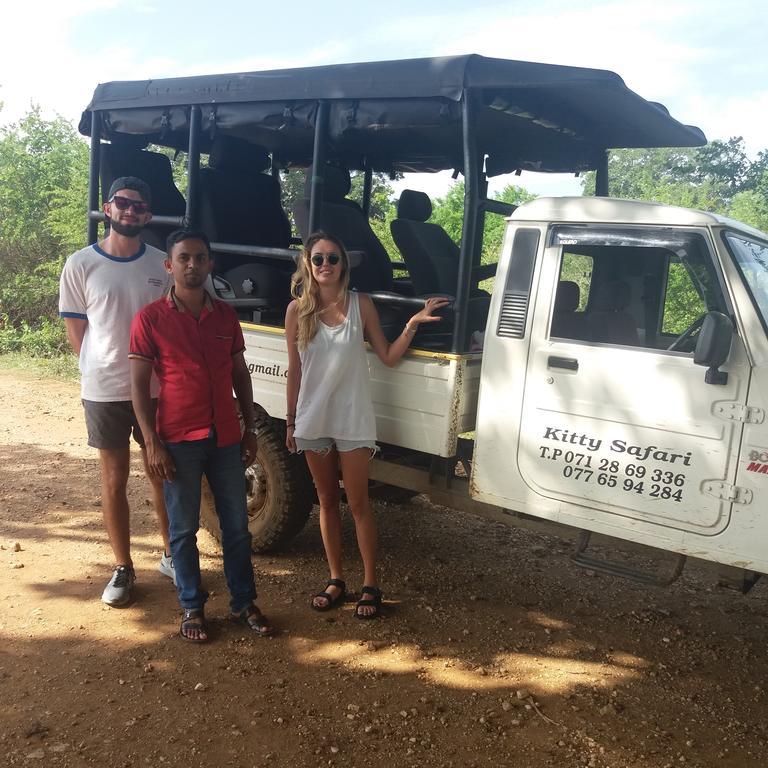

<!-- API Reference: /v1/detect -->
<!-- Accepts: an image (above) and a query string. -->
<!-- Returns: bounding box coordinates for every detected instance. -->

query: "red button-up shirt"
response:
[129,290,245,447]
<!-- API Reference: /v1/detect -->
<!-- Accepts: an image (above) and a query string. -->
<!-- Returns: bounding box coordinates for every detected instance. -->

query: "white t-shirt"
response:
[59,242,169,402]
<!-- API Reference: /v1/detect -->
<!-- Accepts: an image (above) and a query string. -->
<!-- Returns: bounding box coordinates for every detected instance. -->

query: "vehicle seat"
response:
[586,280,639,346]
[391,189,490,338]
[292,165,394,293]
[100,139,187,250]
[390,189,460,295]
[551,280,589,340]
[199,136,292,250]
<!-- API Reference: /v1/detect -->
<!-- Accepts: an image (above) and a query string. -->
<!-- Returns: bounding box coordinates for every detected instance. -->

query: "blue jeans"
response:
[163,437,256,614]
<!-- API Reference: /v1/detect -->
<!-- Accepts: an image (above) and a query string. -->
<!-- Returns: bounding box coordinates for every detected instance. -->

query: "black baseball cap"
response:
[107,176,152,206]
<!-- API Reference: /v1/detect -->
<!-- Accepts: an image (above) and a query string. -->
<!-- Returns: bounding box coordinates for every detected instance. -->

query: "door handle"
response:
[548,355,579,372]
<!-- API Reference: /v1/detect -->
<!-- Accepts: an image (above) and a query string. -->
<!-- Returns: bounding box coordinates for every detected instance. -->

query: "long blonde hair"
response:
[291,231,351,350]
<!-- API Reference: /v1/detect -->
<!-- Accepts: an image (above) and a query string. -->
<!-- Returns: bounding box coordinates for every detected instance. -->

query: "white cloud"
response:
[3,0,765,171]
[0,1,120,124]
[0,5,350,129]
[684,90,768,156]
[370,0,766,155]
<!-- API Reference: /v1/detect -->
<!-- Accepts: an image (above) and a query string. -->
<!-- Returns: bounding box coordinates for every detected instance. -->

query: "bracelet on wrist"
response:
[286,422,295,428]
[404,323,417,336]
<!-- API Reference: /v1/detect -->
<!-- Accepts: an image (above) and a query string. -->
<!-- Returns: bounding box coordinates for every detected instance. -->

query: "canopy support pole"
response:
[308,100,330,235]
[453,91,484,353]
[185,105,202,228]
[361,165,373,218]
[87,112,101,245]
[595,150,609,197]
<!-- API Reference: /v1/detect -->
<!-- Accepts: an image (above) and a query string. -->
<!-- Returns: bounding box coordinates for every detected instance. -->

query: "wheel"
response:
[200,410,314,552]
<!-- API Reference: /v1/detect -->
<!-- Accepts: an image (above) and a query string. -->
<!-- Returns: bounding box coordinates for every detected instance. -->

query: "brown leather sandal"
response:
[231,603,275,637]
[180,608,209,643]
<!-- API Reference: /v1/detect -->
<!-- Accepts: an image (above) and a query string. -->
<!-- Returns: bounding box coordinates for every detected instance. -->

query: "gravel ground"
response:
[1,367,768,768]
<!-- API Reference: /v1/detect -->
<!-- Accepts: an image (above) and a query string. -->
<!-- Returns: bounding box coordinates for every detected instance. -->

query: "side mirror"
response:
[694,311,733,385]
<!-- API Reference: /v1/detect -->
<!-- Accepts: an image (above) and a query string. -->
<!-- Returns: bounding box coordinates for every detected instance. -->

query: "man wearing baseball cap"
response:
[59,176,175,606]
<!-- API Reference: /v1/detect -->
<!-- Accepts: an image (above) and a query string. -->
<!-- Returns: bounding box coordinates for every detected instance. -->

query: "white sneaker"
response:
[102,565,135,607]
[158,551,176,585]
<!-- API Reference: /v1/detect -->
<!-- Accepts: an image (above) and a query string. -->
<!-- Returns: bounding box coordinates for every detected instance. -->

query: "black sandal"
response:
[231,603,275,637]
[355,585,382,620]
[180,608,208,643]
[312,578,346,612]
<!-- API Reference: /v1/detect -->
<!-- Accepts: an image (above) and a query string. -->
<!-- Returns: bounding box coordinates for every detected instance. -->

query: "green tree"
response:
[580,137,768,219]
[431,180,537,258]
[278,166,401,257]
[481,183,537,264]
[430,181,536,292]
[0,107,89,355]
[429,181,466,243]
[581,146,722,208]
[729,170,768,233]
[693,136,752,200]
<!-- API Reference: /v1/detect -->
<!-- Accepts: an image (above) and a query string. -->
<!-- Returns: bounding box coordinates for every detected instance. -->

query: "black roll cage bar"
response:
[86,93,611,354]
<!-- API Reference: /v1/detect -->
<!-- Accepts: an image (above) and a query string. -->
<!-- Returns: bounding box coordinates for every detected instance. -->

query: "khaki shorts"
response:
[81,399,156,450]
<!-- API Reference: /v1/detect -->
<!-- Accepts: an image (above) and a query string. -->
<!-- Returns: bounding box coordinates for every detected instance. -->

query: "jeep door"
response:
[515,225,749,536]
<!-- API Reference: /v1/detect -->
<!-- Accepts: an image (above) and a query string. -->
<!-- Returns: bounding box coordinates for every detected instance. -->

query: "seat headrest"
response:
[100,144,186,216]
[303,165,352,201]
[109,135,150,152]
[397,190,432,222]
[554,281,580,312]
[593,280,631,312]
[209,136,270,174]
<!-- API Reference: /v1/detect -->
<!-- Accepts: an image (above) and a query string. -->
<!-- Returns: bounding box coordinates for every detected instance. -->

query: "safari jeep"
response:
[79,55,768,589]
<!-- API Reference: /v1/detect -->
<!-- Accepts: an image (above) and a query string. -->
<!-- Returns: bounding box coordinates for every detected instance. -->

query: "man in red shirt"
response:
[129,229,274,642]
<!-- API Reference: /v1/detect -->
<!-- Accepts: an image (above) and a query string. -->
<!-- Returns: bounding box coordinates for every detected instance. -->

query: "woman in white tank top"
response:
[284,232,449,619]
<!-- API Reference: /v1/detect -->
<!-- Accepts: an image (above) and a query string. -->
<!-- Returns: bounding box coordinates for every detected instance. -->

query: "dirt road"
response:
[1,366,768,768]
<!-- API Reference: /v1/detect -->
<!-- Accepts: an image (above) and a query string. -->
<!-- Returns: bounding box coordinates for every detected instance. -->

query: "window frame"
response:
[547,225,732,354]
[721,229,768,339]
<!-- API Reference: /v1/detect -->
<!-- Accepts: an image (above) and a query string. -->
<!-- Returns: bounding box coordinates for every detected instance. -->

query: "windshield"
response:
[723,231,768,332]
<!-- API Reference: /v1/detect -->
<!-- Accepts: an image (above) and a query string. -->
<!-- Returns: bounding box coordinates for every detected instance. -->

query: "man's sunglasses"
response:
[110,195,150,214]
[310,253,340,266]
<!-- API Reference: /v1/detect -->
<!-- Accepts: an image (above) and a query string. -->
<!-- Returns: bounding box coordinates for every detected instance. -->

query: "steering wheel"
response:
[666,313,707,352]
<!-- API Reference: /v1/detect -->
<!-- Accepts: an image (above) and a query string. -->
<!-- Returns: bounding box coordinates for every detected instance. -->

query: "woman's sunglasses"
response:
[110,195,151,214]
[310,253,340,266]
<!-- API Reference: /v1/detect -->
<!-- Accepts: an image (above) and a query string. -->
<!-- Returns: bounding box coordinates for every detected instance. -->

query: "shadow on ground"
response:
[2,442,768,767]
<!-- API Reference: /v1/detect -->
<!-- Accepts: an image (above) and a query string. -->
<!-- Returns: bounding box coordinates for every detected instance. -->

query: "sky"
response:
[1,0,766,198]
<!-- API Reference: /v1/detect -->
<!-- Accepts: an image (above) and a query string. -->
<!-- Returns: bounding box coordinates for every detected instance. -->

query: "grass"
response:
[0,352,80,381]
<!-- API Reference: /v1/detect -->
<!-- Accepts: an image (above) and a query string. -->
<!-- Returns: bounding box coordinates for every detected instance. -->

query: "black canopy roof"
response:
[79,54,706,175]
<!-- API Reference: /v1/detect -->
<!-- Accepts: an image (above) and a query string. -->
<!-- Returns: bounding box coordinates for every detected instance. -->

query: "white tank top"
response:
[294,292,376,441]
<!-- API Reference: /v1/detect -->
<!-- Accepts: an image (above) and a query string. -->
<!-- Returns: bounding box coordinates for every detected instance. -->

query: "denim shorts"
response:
[294,436,378,455]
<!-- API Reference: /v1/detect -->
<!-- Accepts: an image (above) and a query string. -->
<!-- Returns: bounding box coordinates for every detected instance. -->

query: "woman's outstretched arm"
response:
[360,294,451,367]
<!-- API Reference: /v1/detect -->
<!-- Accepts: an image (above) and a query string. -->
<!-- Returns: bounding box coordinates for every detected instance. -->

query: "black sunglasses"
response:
[310,253,340,266]
[110,195,150,214]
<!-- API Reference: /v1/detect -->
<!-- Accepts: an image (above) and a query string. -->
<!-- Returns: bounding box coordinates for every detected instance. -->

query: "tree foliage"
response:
[729,168,768,233]
[2,103,768,363]
[581,137,768,231]
[431,181,537,262]
[430,181,537,291]
[0,107,89,355]
[279,166,401,257]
